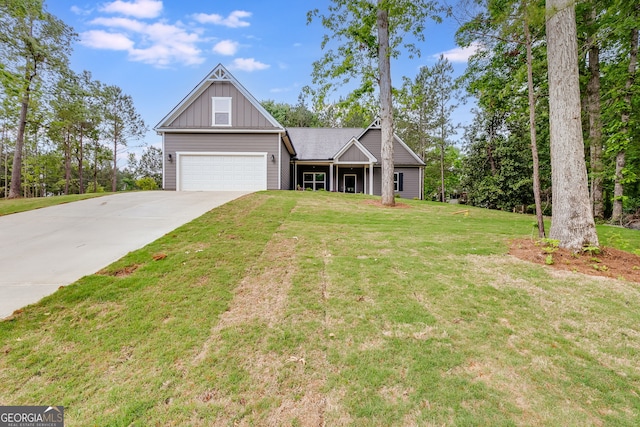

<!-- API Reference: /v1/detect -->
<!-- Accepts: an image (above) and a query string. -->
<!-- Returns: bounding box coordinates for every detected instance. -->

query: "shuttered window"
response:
[212,97,232,126]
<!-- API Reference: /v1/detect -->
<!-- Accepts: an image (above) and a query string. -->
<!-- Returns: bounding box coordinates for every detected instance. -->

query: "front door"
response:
[344,174,357,193]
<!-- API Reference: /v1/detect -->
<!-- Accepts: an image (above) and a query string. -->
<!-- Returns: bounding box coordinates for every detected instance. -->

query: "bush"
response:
[86,182,106,193]
[136,177,159,190]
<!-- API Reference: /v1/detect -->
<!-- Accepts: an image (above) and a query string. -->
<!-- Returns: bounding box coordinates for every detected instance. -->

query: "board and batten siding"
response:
[337,144,370,163]
[372,167,422,199]
[359,129,422,165]
[164,133,282,190]
[168,81,278,129]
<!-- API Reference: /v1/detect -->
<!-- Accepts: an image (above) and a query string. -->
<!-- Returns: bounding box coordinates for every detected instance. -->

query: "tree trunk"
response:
[586,7,604,220]
[8,81,30,199]
[524,20,545,238]
[546,0,599,249]
[377,1,395,206]
[78,128,84,194]
[64,130,71,195]
[440,142,445,202]
[611,27,638,223]
[112,126,118,193]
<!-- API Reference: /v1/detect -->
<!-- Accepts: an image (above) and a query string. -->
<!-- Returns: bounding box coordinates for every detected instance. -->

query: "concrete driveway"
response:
[0,191,249,319]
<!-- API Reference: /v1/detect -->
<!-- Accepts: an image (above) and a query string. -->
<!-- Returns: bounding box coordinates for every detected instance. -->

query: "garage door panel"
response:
[179,154,266,191]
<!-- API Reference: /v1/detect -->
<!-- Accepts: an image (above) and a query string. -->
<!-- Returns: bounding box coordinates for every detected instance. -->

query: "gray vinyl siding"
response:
[359,129,422,165]
[164,133,280,190]
[168,81,278,129]
[337,144,369,162]
[372,167,422,199]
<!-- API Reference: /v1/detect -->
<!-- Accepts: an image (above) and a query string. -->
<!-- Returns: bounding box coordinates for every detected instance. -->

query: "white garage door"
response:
[178,153,267,191]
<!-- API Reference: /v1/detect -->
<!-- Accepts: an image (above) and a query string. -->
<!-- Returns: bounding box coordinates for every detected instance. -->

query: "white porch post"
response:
[369,163,374,195]
[330,163,334,191]
[335,165,339,192]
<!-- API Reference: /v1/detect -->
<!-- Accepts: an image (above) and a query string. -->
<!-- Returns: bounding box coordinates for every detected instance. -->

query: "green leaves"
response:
[308,0,444,110]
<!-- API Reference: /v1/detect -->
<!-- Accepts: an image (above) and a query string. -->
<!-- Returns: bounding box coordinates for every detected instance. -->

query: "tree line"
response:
[2,0,636,244]
[266,0,638,235]
[457,0,638,227]
[0,0,153,199]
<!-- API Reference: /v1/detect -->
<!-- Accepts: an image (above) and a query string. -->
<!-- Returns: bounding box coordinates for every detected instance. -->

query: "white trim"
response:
[302,171,327,191]
[176,151,267,191]
[162,133,166,189]
[157,128,285,134]
[277,133,282,190]
[211,97,232,127]
[343,174,357,193]
[329,163,334,192]
[333,137,378,163]
[369,163,374,195]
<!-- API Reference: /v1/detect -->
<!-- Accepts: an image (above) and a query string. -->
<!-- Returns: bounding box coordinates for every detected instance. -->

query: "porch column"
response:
[369,163,374,195]
[329,163,334,191]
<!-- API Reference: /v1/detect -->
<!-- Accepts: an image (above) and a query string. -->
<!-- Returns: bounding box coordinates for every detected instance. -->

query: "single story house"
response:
[155,64,425,199]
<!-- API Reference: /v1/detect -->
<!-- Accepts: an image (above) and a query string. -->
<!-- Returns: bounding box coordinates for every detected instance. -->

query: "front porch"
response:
[294,163,375,195]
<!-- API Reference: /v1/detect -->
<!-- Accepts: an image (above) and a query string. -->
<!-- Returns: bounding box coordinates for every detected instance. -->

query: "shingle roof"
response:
[287,128,363,160]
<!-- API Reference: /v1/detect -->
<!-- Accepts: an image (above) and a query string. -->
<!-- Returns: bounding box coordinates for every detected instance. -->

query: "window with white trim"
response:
[212,97,232,126]
[303,172,326,191]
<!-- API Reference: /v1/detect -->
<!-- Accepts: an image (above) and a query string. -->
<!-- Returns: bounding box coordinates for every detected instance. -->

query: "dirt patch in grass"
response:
[97,264,142,277]
[509,238,640,283]
[362,199,411,209]
[190,230,327,425]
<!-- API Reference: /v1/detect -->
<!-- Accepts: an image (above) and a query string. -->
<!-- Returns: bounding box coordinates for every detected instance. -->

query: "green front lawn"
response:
[1,191,639,425]
[0,193,109,216]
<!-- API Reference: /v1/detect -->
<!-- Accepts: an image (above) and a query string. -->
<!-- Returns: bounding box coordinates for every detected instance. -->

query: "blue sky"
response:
[47,0,477,154]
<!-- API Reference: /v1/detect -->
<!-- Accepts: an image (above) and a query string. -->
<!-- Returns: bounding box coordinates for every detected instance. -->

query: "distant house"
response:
[155,64,425,199]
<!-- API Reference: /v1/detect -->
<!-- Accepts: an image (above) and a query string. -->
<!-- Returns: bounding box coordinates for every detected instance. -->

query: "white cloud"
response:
[435,42,481,63]
[228,58,269,72]
[132,22,204,66]
[193,10,251,28]
[80,30,134,50]
[213,40,239,56]
[82,18,204,67]
[100,0,163,19]
[90,17,146,32]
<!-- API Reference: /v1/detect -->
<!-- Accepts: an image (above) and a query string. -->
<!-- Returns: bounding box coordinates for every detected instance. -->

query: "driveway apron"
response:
[0,191,248,319]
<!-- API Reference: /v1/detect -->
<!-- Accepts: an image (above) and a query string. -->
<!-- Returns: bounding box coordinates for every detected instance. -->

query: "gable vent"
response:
[211,66,231,81]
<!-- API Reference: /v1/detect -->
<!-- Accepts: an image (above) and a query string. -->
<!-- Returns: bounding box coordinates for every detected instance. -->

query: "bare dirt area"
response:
[509,238,640,283]
[363,199,412,209]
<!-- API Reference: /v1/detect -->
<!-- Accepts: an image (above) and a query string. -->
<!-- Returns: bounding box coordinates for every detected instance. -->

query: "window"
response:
[303,172,325,190]
[394,172,404,192]
[212,97,232,126]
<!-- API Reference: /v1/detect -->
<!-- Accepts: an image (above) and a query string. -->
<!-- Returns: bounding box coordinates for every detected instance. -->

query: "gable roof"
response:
[334,138,378,163]
[154,63,284,131]
[358,120,426,166]
[286,128,362,160]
